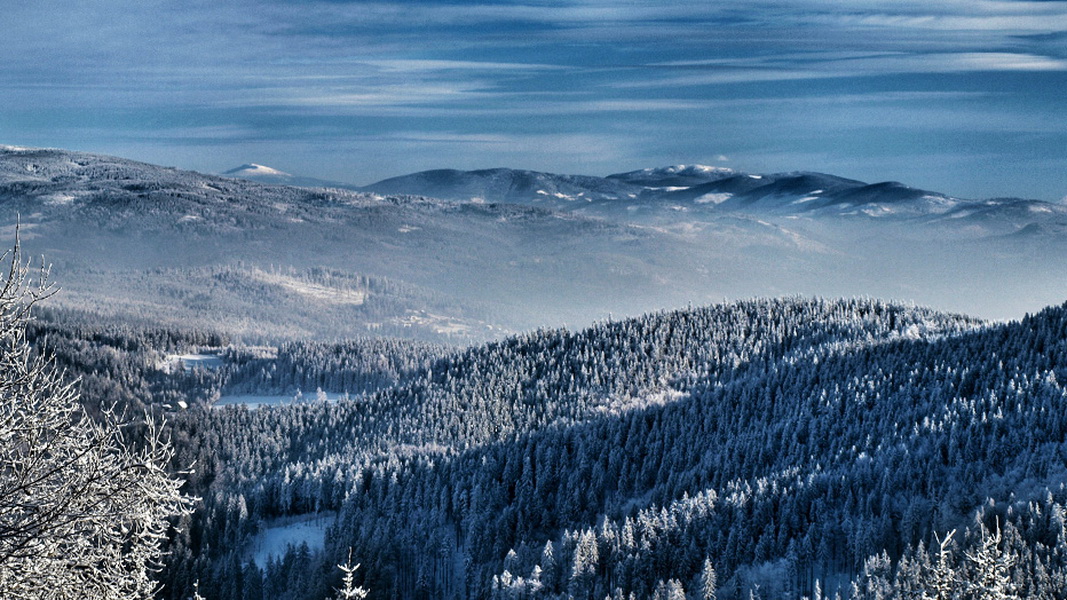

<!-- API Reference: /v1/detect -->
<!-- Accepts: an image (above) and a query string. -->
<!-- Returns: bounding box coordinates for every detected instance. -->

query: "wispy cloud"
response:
[360,60,563,73]
[3,0,1067,199]
[623,51,1067,88]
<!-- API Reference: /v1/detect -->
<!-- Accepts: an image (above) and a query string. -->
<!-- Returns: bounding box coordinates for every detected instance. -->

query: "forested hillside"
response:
[34,297,1067,600]
[26,307,450,415]
[104,295,1045,600]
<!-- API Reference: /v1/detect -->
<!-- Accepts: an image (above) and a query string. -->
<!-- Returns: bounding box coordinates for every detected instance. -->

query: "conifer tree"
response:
[966,520,1015,600]
[333,550,369,600]
[925,531,957,600]
[700,558,718,600]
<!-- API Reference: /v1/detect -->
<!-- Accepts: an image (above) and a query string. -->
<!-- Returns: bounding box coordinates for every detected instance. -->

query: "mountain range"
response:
[354,164,1067,235]
[232,159,1067,244]
[216,156,1067,321]
[228,160,1067,233]
[1,144,1065,345]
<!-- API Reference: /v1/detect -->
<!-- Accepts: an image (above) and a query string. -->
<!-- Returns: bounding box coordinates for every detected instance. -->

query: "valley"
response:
[5,145,1067,600]
[8,2,1067,599]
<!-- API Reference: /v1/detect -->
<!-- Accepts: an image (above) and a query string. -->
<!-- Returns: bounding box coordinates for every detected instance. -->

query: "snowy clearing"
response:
[695,193,732,205]
[159,353,223,373]
[248,512,335,568]
[214,391,347,410]
[43,193,79,206]
[390,310,473,335]
[249,269,367,306]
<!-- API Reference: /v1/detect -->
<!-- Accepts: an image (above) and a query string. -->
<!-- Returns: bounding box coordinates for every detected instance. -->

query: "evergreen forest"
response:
[30,297,1067,600]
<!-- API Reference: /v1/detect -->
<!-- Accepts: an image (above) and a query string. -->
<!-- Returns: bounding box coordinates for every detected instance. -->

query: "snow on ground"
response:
[661,164,732,175]
[214,391,347,410]
[159,353,223,373]
[591,388,686,416]
[42,193,79,206]
[695,193,732,205]
[227,163,291,177]
[860,206,895,217]
[389,310,472,335]
[248,512,336,568]
[249,269,367,306]
[689,165,732,174]
[912,195,961,215]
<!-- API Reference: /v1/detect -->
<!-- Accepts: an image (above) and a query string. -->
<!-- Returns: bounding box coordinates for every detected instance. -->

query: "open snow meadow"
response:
[249,513,336,570]
[214,392,347,410]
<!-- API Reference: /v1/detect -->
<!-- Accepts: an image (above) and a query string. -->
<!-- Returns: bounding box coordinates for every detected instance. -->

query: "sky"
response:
[2,0,1067,200]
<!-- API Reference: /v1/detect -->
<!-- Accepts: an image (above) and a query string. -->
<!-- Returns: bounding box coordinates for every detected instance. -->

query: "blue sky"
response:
[3,0,1067,200]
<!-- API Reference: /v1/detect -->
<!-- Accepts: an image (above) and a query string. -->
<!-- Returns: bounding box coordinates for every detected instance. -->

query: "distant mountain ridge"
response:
[3,145,1067,332]
[361,164,1067,229]
[359,167,641,205]
[223,159,1067,234]
[607,164,740,187]
[0,146,742,341]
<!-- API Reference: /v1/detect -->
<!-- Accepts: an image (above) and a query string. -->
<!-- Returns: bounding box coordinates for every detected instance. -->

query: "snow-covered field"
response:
[248,513,335,568]
[248,269,367,306]
[159,353,224,373]
[214,391,346,410]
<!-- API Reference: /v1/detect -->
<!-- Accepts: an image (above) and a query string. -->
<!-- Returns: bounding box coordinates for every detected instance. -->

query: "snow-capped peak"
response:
[224,164,291,177]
